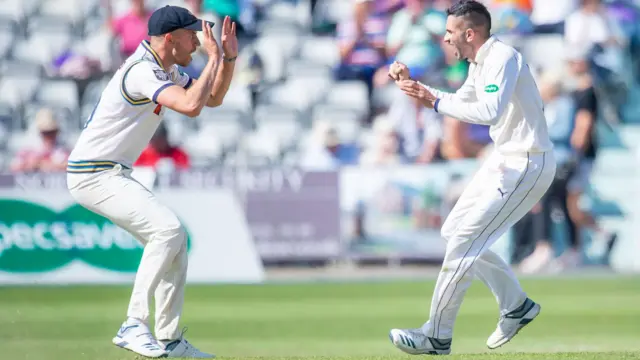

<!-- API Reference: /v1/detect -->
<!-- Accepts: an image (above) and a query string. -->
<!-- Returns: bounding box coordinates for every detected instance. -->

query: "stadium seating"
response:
[0,0,637,174]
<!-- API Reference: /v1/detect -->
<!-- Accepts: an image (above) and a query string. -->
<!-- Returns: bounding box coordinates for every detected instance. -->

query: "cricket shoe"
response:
[389,328,452,355]
[162,329,214,358]
[112,320,168,358]
[487,298,541,349]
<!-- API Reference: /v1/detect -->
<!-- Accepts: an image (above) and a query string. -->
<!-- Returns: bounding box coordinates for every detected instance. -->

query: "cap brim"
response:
[184,20,215,31]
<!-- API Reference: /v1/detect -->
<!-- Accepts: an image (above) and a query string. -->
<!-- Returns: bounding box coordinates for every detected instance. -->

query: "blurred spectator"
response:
[135,124,190,170]
[440,116,491,160]
[381,0,446,86]
[516,70,579,272]
[562,46,618,270]
[386,90,443,163]
[530,0,577,34]
[488,0,534,34]
[335,0,396,95]
[300,121,360,170]
[105,0,153,61]
[50,50,103,80]
[564,0,621,51]
[360,117,403,165]
[564,0,628,93]
[486,0,533,13]
[10,109,70,173]
[236,49,265,109]
[204,0,240,23]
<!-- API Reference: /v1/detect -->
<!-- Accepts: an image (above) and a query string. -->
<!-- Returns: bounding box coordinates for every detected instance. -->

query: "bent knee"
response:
[440,220,456,241]
[153,222,187,246]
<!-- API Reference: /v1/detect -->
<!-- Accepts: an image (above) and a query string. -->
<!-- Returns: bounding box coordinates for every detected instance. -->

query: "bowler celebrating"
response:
[388,0,556,355]
[66,6,237,358]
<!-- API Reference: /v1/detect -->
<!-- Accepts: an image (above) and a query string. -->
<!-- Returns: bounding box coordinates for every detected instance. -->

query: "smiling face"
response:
[443,15,475,61]
[167,28,201,67]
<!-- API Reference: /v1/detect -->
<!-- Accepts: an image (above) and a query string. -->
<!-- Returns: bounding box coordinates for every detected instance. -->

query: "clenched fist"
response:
[388,61,410,81]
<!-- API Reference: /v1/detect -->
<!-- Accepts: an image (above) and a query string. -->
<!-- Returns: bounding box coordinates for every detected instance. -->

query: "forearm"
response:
[339,43,357,60]
[420,83,455,101]
[208,59,235,106]
[185,58,219,112]
[435,98,500,126]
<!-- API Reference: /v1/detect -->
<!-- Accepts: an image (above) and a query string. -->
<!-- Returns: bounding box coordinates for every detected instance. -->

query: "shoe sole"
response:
[112,337,168,358]
[388,331,451,355]
[487,304,541,350]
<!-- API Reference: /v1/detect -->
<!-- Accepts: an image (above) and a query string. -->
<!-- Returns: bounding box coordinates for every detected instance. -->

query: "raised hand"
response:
[398,80,437,108]
[388,61,411,81]
[221,16,238,59]
[201,20,220,60]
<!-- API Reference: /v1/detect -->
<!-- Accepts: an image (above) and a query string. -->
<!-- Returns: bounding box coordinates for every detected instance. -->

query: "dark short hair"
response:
[446,0,492,36]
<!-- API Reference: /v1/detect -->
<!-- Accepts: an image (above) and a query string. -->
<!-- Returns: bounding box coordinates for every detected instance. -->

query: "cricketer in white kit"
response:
[66,6,238,358]
[387,0,556,355]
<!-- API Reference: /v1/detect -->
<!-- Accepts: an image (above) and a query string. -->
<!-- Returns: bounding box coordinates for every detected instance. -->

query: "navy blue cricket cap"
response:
[148,5,214,36]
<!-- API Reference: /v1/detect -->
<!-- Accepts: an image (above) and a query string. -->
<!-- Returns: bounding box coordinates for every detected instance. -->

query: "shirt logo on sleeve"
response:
[154,69,169,81]
[485,84,499,93]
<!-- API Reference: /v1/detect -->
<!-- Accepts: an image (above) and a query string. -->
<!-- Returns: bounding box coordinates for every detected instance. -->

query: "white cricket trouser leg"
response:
[67,165,187,340]
[154,241,188,340]
[422,151,556,339]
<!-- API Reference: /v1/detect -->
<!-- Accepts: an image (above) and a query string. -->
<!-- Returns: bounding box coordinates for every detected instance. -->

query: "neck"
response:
[469,36,491,63]
[148,41,175,70]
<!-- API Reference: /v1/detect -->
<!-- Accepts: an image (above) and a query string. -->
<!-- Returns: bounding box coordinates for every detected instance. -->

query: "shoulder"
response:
[485,41,520,70]
[128,60,170,81]
[167,64,185,80]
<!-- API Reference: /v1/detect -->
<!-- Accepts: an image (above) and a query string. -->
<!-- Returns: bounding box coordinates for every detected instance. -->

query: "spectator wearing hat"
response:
[134,124,190,170]
[359,116,403,166]
[300,121,360,170]
[10,109,70,173]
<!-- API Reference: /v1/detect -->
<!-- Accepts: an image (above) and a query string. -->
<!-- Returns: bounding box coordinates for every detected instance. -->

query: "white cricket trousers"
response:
[67,164,187,341]
[423,151,556,339]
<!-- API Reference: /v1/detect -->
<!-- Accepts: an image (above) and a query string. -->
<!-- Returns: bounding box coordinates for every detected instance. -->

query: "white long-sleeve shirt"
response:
[427,36,553,155]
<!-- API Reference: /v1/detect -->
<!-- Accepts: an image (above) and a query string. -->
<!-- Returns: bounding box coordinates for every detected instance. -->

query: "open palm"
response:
[221,16,238,58]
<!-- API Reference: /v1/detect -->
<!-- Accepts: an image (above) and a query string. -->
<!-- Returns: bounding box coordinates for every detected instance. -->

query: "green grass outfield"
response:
[1,276,639,360]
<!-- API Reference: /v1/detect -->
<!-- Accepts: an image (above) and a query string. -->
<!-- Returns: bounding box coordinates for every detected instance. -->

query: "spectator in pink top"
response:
[105,0,153,60]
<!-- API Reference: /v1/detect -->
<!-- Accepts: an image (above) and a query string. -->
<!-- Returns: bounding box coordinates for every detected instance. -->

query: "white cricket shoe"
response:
[112,320,168,358]
[162,330,214,358]
[487,298,541,349]
[389,328,452,355]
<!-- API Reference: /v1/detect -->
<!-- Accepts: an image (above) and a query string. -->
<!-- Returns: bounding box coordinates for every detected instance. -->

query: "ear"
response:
[165,33,173,44]
[465,28,474,42]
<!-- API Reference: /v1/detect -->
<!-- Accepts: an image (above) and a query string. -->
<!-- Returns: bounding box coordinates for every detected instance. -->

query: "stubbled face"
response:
[168,29,200,66]
[443,15,473,60]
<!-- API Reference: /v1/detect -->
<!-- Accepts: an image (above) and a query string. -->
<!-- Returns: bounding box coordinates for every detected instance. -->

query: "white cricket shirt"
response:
[67,40,192,173]
[426,36,553,155]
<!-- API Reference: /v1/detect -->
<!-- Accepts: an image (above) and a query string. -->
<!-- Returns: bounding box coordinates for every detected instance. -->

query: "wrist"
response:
[223,54,237,62]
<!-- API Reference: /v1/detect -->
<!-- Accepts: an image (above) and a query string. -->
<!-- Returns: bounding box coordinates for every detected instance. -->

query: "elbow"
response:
[184,104,202,118]
[186,109,201,118]
[208,97,223,108]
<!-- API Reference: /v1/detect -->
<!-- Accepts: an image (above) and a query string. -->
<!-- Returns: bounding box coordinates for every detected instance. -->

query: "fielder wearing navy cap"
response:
[148,5,214,36]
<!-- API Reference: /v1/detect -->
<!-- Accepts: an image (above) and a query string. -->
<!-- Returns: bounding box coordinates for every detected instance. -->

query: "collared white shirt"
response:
[68,41,192,172]
[425,36,553,155]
